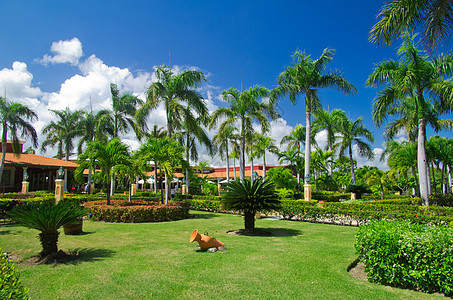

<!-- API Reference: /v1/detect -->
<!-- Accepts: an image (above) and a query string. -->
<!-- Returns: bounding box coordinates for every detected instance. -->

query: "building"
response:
[1,141,78,192]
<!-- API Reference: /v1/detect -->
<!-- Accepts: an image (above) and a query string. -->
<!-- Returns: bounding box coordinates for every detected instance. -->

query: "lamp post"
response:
[55,167,65,203]
[251,171,259,183]
[304,173,312,201]
[21,168,29,195]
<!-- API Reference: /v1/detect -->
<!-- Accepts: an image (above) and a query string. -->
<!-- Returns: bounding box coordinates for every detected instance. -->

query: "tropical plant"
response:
[253,134,278,179]
[367,33,453,205]
[311,147,335,191]
[210,86,278,180]
[364,167,386,199]
[41,108,85,161]
[0,97,38,183]
[7,201,87,261]
[76,138,130,205]
[345,183,372,199]
[0,250,29,299]
[278,147,304,190]
[369,0,453,52]
[312,108,346,178]
[335,115,374,184]
[213,125,239,182]
[221,178,280,233]
[136,65,207,138]
[115,151,147,202]
[280,124,308,187]
[271,48,356,185]
[266,166,297,190]
[230,149,240,180]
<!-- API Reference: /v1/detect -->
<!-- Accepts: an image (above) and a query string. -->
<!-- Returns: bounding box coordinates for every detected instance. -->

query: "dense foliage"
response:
[355,221,453,295]
[84,200,190,222]
[0,250,29,299]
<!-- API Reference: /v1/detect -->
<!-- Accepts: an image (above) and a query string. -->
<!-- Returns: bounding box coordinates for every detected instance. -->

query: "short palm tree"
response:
[213,125,239,182]
[210,86,278,180]
[41,108,85,161]
[0,97,38,183]
[272,48,357,185]
[222,178,280,233]
[335,115,374,184]
[7,201,87,262]
[253,134,278,179]
[76,138,131,205]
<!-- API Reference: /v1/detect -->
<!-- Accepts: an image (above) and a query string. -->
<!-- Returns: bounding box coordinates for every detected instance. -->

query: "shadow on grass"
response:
[228,227,302,237]
[0,229,10,235]
[190,212,220,219]
[65,248,116,265]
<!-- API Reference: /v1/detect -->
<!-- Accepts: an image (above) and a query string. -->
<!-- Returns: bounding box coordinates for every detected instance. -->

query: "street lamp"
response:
[23,171,29,182]
[57,167,65,179]
[304,174,310,184]
[252,171,259,181]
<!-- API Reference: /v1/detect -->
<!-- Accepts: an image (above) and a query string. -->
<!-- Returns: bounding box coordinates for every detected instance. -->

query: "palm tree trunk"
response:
[154,160,158,193]
[418,118,429,206]
[233,157,236,180]
[431,163,438,195]
[448,165,452,194]
[244,211,255,233]
[88,167,93,195]
[240,135,245,180]
[328,142,333,180]
[38,231,59,258]
[349,145,356,184]
[185,147,190,194]
[263,152,266,179]
[106,170,111,205]
[441,164,446,194]
[410,166,420,196]
[304,102,311,185]
[226,147,230,182]
[251,154,254,182]
[0,123,7,183]
[167,121,172,138]
[164,172,169,205]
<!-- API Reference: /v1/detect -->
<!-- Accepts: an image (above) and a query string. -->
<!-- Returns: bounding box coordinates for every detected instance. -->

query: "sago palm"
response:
[7,201,87,262]
[222,178,280,233]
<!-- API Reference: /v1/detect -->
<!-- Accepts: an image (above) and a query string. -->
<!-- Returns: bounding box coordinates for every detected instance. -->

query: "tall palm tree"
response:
[76,138,131,205]
[370,0,453,52]
[138,137,165,194]
[0,97,38,183]
[278,146,304,191]
[335,115,374,184]
[253,134,278,179]
[230,149,240,180]
[272,48,357,185]
[311,147,334,191]
[41,108,85,161]
[213,125,239,182]
[210,86,279,180]
[136,66,207,138]
[367,33,453,205]
[280,124,308,187]
[174,112,213,194]
[312,108,346,178]
[148,124,167,139]
[98,83,143,139]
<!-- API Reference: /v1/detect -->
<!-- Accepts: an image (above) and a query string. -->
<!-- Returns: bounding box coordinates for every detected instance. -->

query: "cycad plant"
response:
[7,201,87,262]
[222,178,280,233]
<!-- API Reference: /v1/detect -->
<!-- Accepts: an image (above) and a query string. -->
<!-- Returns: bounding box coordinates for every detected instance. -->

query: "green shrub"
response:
[311,191,349,202]
[430,194,453,207]
[84,200,190,222]
[346,183,371,199]
[0,250,29,299]
[203,183,218,196]
[355,221,453,296]
[275,188,294,199]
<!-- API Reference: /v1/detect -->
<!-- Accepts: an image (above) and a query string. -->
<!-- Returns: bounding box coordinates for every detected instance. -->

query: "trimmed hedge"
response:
[0,250,29,299]
[355,221,453,296]
[84,200,190,222]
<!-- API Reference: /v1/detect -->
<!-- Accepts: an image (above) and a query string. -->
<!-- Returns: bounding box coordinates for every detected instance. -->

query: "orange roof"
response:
[4,153,78,169]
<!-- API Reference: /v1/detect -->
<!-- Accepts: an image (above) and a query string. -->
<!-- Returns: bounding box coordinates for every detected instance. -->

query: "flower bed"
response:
[84,200,190,222]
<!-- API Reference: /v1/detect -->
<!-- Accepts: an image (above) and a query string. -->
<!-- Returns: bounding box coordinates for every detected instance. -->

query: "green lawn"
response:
[1,211,441,299]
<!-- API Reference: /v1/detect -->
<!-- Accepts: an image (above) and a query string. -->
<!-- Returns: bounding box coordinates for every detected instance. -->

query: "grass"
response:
[1,211,442,299]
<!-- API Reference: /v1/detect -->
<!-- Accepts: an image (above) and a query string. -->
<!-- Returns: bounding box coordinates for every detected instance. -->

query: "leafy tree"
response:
[136,66,206,138]
[335,115,374,184]
[210,86,278,180]
[41,108,84,161]
[367,33,453,205]
[266,166,297,190]
[0,97,38,183]
[278,147,304,190]
[230,149,240,180]
[280,124,308,187]
[76,138,130,205]
[311,147,334,191]
[271,48,356,185]
[346,183,372,199]
[222,178,280,233]
[364,167,386,199]
[7,201,87,262]
[370,0,453,52]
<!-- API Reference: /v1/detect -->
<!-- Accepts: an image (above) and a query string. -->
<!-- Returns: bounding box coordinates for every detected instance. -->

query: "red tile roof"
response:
[4,153,78,169]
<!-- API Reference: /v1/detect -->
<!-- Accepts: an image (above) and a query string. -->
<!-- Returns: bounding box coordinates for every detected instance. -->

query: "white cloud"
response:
[37,37,83,66]
[353,145,389,170]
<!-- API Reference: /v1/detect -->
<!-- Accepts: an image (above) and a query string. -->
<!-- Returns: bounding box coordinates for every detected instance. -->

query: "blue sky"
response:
[0,1,451,168]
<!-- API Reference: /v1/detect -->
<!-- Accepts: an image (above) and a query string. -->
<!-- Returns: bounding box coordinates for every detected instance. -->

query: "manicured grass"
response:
[1,211,441,299]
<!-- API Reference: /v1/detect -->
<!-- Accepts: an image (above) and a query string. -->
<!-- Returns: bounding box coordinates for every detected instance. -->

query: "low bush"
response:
[355,220,453,296]
[311,191,349,202]
[346,183,371,199]
[0,250,29,299]
[430,194,453,207]
[84,200,190,222]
